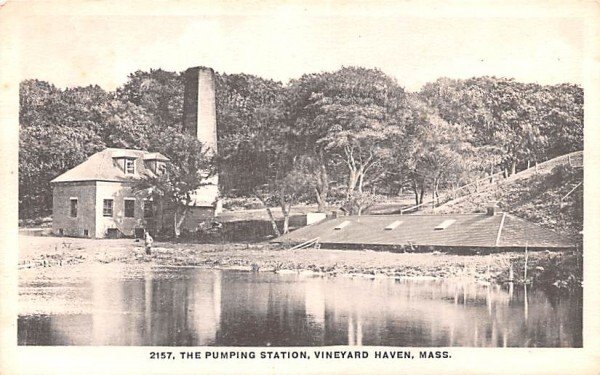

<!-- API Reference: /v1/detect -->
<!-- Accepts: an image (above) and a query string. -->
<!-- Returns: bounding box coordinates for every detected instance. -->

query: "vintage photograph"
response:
[10,1,586,352]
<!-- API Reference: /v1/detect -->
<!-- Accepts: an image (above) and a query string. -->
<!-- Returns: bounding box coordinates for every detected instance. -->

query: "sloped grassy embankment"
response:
[436,151,583,290]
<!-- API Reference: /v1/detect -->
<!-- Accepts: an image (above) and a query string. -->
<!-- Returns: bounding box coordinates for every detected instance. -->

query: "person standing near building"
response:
[144,230,153,255]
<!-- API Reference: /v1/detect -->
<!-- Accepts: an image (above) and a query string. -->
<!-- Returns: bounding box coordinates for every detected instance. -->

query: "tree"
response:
[533,83,583,158]
[99,99,156,150]
[284,67,407,211]
[19,125,105,218]
[419,77,583,176]
[273,157,316,233]
[218,105,312,236]
[371,93,478,207]
[136,129,214,238]
[19,81,109,218]
[402,105,478,207]
[214,72,285,194]
[342,191,385,216]
[116,69,184,131]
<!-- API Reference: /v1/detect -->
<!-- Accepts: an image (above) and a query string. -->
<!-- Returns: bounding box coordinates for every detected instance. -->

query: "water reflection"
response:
[18,268,581,347]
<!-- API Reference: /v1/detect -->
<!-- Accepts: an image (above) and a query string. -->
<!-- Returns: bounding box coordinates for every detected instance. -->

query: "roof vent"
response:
[334,220,351,230]
[384,220,403,230]
[434,219,456,230]
[486,202,499,216]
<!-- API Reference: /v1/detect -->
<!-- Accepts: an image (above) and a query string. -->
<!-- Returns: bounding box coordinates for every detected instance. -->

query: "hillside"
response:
[434,151,583,240]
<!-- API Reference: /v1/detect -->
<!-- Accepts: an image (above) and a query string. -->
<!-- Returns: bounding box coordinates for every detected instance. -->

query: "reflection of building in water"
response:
[304,278,325,325]
[185,270,222,345]
[89,265,144,345]
[314,277,558,347]
[32,270,579,347]
[347,313,363,346]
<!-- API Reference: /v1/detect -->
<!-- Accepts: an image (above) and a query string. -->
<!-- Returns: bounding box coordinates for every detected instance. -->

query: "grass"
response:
[436,158,583,239]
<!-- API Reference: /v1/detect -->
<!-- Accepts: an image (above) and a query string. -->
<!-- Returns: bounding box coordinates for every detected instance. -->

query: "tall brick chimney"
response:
[183,67,218,154]
[182,67,220,213]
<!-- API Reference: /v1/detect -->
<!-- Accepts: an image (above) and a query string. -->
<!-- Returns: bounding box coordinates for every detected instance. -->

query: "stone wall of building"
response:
[95,181,145,238]
[52,181,97,237]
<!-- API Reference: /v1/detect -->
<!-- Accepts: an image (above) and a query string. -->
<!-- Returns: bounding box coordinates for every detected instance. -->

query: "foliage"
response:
[405,114,478,205]
[135,128,214,238]
[18,79,157,218]
[420,77,583,175]
[284,67,408,209]
[116,69,184,131]
[214,72,285,195]
[341,191,385,216]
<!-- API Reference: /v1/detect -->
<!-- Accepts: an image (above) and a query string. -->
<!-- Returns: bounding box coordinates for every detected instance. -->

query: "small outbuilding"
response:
[51,148,219,238]
[51,148,170,238]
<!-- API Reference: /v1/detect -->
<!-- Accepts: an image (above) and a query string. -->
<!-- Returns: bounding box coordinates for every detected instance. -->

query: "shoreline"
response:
[18,235,581,289]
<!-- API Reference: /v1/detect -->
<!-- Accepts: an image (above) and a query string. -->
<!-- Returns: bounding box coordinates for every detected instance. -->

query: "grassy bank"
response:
[436,158,583,240]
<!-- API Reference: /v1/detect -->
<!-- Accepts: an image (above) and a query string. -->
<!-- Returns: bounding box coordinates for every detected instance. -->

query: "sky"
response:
[10,3,585,92]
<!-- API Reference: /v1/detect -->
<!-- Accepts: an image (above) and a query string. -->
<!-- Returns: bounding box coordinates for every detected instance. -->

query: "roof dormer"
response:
[143,152,170,175]
[112,150,140,175]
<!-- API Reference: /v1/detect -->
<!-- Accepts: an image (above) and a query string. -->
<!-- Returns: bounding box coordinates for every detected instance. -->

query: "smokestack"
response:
[183,67,218,154]
[182,66,221,213]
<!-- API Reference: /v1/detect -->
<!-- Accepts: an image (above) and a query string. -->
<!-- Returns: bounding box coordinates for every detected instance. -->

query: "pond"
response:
[18,267,581,347]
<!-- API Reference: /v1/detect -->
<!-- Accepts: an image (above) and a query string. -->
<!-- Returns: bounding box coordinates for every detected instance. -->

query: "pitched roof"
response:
[50,148,169,183]
[275,213,575,249]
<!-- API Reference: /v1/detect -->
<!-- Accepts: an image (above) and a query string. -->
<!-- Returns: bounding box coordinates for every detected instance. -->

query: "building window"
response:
[84,229,89,236]
[144,200,154,218]
[124,199,135,218]
[70,198,78,217]
[103,199,114,217]
[125,158,135,174]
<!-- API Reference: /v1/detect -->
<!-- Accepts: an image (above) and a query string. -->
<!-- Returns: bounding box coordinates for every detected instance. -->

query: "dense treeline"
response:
[19,67,583,230]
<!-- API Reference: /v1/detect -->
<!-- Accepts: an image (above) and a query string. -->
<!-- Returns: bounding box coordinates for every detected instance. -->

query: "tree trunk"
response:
[173,206,188,239]
[346,169,359,199]
[412,180,419,206]
[511,160,517,176]
[174,214,179,238]
[357,168,365,194]
[265,206,281,237]
[255,193,281,237]
[315,163,329,212]
[157,199,164,234]
[281,203,291,234]
[315,188,326,213]
[431,182,436,209]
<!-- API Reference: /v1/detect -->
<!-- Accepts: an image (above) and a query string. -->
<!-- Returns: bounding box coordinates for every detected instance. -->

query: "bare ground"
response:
[19,234,551,284]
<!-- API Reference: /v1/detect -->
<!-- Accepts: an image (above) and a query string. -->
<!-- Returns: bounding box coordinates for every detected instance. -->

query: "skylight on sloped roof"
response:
[434,219,456,230]
[334,221,351,230]
[384,220,403,230]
